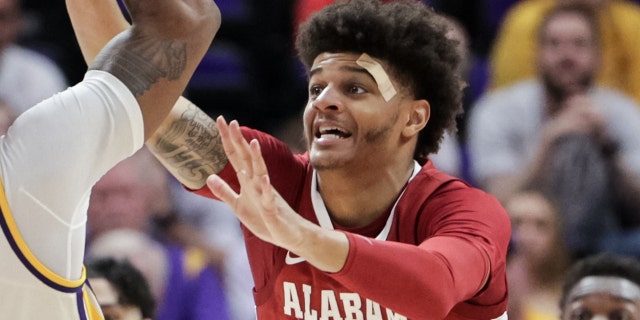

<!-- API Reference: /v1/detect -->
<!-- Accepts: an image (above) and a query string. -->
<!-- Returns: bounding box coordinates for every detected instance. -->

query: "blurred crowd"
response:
[3,0,640,319]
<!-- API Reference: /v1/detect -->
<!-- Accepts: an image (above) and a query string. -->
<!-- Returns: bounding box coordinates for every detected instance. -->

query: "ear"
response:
[402,99,430,138]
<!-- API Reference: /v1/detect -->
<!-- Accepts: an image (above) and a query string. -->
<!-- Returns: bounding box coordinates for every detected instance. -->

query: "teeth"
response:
[315,125,351,139]
[320,127,343,134]
[320,133,344,139]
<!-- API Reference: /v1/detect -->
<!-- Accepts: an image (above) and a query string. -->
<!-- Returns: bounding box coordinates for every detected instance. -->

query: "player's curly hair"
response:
[295,0,463,161]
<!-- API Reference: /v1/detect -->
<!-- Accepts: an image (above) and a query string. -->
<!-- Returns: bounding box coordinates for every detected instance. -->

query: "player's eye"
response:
[348,85,366,94]
[570,310,592,320]
[609,310,634,320]
[309,85,324,98]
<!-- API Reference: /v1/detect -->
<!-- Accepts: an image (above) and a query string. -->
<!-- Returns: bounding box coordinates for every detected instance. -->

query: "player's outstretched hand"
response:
[206,116,350,273]
[206,117,310,252]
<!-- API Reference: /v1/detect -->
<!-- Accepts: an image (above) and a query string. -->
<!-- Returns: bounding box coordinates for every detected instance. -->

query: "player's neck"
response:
[316,161,414,228]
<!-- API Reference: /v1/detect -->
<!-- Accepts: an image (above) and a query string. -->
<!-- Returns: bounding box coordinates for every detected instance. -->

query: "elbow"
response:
[413,288,457,319]
[182,0,221,57]
[131,0,222,44]
[193,0,222,40]
[169,0,221,47]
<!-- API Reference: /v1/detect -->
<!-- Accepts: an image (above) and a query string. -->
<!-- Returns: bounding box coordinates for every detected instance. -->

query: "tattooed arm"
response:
[145,98,228,189]
[67,0,227,189]
[67,0,220,140]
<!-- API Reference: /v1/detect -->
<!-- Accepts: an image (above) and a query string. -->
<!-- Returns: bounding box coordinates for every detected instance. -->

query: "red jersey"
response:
[194,128,510,320]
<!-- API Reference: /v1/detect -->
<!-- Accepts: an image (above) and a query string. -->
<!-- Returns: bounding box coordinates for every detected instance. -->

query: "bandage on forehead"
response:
[567,276,640,302]
[356,53,397,102]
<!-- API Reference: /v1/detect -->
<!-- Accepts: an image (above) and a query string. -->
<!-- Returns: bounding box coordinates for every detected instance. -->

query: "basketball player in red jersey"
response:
[70,0,511,319]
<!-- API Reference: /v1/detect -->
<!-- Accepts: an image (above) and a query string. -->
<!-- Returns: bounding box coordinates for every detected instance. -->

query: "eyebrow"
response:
[309,65,377,82]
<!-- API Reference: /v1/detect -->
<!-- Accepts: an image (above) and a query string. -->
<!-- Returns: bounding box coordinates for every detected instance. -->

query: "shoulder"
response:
[406,163,502,209]
[592,86,640,112]
[399,164,511,243]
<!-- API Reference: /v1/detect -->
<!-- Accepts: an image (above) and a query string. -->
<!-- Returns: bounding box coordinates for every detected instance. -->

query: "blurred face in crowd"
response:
[0,0,19,50]
[88,160,149,240]
[506,192,561,265]
[562,277,640,320]
[90,277,148,320]
[537,10,599,100]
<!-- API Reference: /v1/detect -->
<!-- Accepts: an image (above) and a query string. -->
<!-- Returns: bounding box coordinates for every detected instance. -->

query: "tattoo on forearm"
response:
[151,103,228,184]
[92,32,187,96]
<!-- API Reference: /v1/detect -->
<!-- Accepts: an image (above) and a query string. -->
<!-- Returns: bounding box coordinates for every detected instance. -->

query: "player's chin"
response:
[309,152,346,171]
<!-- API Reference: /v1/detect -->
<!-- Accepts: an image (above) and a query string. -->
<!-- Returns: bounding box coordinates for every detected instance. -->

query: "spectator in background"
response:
[87,150,232,320]
[168,181,256,320]
[468,2,640,259]
[505,190,572,320]
[88,229,232,320]
[560,252,640,320]
[86,257,156,320]
[0,0,67,115]
[490,0,640,105]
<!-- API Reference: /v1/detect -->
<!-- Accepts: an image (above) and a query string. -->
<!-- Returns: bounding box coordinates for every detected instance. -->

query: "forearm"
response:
[294,224,349,273]
[146,97,228,189]
[331,235,490,318]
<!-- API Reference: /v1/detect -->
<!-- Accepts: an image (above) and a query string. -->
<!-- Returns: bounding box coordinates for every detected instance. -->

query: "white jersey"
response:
[0,70,144,319]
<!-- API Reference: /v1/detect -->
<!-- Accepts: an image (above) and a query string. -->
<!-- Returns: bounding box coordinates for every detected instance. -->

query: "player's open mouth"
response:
[315,126,352,139]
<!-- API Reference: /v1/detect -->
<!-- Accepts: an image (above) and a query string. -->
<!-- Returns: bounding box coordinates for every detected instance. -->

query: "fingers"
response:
[216,116,254,177]
[206,174,239,208]
[259,174,278,215]
[249,139,269,178]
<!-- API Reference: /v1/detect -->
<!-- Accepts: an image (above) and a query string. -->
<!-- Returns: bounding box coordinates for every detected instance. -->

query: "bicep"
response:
[2,71,143,220]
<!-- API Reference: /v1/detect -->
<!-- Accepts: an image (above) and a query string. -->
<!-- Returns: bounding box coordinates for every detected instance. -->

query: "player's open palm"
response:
[206,117,313,252]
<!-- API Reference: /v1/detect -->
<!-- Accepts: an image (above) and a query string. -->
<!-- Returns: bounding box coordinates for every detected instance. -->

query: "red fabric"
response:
[294,0,334,28]
[193,128,510,319]
[294,0,396,30]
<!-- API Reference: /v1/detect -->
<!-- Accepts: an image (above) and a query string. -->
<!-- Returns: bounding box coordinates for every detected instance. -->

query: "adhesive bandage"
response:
[356,53,397,102]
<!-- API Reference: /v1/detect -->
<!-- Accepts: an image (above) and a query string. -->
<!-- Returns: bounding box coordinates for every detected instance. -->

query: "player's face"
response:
[563,292,640,320]
[303,52,413,171]
[538,12,598,97]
